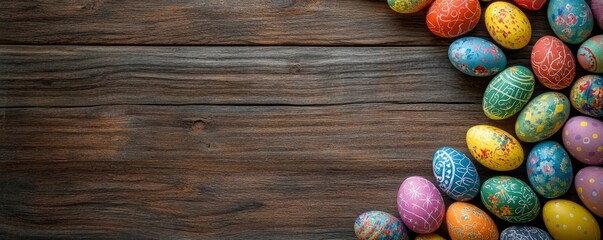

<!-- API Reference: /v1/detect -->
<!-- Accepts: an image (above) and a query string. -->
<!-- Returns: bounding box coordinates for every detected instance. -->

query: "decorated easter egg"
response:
[448,37,507,77]
[397,176,445,234]
[480,176,540,223]
[446,202,499,240]
[485,2,532,49]
[542,199,601,240]
[575,166,603,217]
[466,125,524,171]
[500,226,552,240]
[432,147,480,201]
[426,0,481,38]
[415,233,445,240]
[547,0,593,44]
[527,141,573,198]
[388,0,434,13]
[563,116,603,165]
[515,92,570,143]
[531,35,576,90]
[578,35,603,73]
[593,0,603,29]
[483,66,535,120]
[354,210,409,240]
[514,0,547,10]
[570,75,603,117]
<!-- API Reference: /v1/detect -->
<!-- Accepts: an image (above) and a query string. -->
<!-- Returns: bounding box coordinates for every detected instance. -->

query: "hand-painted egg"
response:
[500,226,552,240]
[432,147,480,201]
[578,35,603,73]
[355,210,409,240]
[446,202,499,240]
[527,141,573,198]
[547,0,593,44]
[483,66,535,120]
[448,37,507,77]
[531,35,576,90]
[593,0,603,29]
[563,116,603,165]
[415,233,445,240]
[466,125,524,171]
[397,176,445,234]
[485,2,532,49]
[542,199,601,240]
[388,0,435,13]
[480,176,540,223]
[570,75,603,117]
[514,0,547,10]
[515,92,570,142]
[575,166,603,217]
[426,0,481,38]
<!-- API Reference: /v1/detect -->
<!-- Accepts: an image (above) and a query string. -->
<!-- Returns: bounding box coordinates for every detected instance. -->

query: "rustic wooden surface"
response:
[0,0,601,239]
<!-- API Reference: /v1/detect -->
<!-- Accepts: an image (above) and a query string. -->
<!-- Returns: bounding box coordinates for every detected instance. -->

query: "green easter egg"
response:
[483,66,535,120]
[480,176,540,223]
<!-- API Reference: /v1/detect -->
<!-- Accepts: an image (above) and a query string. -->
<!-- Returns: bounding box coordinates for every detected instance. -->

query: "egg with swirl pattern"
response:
[432,147,480,201]
[426,0,481,38]
[531,36,576,90]
[483,66,535,120]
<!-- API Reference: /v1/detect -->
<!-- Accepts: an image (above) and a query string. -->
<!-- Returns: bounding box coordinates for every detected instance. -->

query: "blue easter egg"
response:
[527,141,573,198]
[500,226,552,240]
[448,37,507,77]
[547,0,594,44]
[432,147,481,201]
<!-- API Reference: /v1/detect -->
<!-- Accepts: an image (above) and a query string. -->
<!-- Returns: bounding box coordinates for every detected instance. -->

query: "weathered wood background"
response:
[0,0,601,239]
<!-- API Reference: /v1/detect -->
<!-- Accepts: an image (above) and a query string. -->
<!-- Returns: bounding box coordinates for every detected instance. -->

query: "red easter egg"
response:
[426,0,481,38]
[531,36,576,90]
[514,0,547,11]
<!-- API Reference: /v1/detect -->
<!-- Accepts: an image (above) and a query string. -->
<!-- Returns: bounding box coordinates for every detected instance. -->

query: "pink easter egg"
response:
[397,176,445,234]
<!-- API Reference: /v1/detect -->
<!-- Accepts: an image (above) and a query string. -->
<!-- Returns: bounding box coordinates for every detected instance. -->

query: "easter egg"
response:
[483,66,535,120]
[515,92,570,143]
[415,233,445,240]
[432,147,480,201]
[578,35,603,73]
[500,226,552,240]
[485,1,532,49]
[397,176,445,234]
[562,116,603,165]
[480,176,540,223]
[354,210,409,240]
[542,199,601,240]
[593,0,603,30]
[575,166,603,217]
[388,0,434,13]
[531,35,576,90]
[426,0,481,38]
[547,0,593,44]
[448,37,507,77]
[570,75,603,117]
[446,202,499,240]
[527,140,573,198]
[466,125,524,171]
[514,0,547,10]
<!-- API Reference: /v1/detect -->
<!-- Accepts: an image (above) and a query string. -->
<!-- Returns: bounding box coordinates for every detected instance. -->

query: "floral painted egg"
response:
[388,0,434,13]
[578,35,603,73]
[446,202,499,240]
[448,37,507,77]
[500,226,552,240]
[514,0,547,10]
[426,0,481,38]
[480,176,540,223]
[531,35,576,90]
[515,92,570,143]
[397,176,445,234]
[483,66,535,120]
[432,147,480,201]
[562,116,603,165]
[575,166,603,217]
[354,210,409,240]
[570,75,603,117]
[466,125,524,171]
[547,0,593,44]
[542,199,601,240]
[415,233,445,240]
[593,0,603,29]
[527,141,573,198]
[485,1,532,49]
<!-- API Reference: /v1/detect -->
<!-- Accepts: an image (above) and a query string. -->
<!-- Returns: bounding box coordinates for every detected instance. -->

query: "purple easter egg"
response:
[397,176,445,234]
[563,116,603,165]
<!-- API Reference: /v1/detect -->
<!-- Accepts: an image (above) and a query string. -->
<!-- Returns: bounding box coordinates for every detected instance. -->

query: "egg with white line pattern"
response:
[397,176,445,234]
[432,147,480,201]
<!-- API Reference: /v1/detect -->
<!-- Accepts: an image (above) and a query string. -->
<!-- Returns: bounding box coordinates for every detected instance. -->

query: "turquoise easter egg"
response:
[483,66,535,120]
[481,176,540,223]
[432,147,481,201]
[448,37,507,77]
[354,210,409,240]
[527,141,573,198]
[578,35,603,73]
[547,0,594,44]
[515,92,570,142]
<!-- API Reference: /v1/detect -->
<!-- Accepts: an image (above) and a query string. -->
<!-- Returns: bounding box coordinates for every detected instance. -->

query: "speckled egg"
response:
[397,176,445,234]
[543,199,601,240]
[483,66,535,120]
[547,0,593,44]
[578,35,603,73]
[466,125,524,171]
[514,0,547,10]
[527,141,573,198]
[480,176,540,223]
[432,147,480,201]
[575,166,603,217]
[388,0,434,13]
[426,0,481,38]
[415,233,445,240]
[485,1,532,49]
[448,37,507,77]
[570,75,603,117]
[531,35,576,90]
[500,226,552,240]
[562,116,603,165]
[446,202,499,240]
[355,210,409,240]
[515,92,570,143]
[593,0,603,29]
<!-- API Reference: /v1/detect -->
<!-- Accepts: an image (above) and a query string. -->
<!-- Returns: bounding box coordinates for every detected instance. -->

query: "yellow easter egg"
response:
[543,199,601,240]
[466,125,524,171]
[485,1,532,49]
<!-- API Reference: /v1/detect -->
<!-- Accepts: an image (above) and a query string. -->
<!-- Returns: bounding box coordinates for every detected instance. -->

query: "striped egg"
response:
[483,66,535,120]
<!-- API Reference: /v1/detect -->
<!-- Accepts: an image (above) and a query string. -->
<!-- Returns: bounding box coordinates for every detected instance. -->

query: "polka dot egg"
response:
[542,199,601,240]
[575,166,603,217]
[354,210,409,240]
[562,116,603,165]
